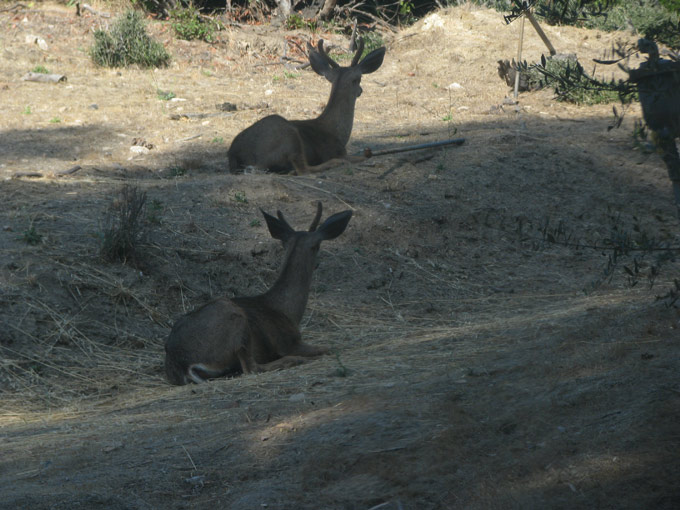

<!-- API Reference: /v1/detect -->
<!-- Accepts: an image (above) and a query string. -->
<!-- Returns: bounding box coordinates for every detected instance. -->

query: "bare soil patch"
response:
[1,3,679,509]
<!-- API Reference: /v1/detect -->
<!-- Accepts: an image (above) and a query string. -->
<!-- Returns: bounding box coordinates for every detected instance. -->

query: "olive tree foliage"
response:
[137,0,442,24]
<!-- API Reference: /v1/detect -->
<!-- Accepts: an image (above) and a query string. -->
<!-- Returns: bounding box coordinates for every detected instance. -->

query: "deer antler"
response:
[351,37,365,66]
[309,40,339,69]
[309,202,323,231]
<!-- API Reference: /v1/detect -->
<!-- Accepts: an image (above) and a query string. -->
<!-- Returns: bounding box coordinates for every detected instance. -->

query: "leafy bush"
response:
[515,56,630,105]
[543,58,625,105]
[90,10,171,68]
[581,0,680,49]
[170,2,222,42]
[659,0,680,12]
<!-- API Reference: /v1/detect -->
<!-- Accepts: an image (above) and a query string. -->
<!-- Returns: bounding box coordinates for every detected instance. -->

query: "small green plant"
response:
[49,117,61,123]
[211,136,224,144]
[233,191,248,204]
[156,89,176,101]
[21,225,43,245]
[169,165,186,177]
[632,120,654,154]
[361,31,384,57]
[31,65,49,74]
[100,185,148,264]
[249,218,261,227]
[441,112,453,122]
[398,0,416,24]
[333,352,350,377]
[22,106,31,115]
[284,71,300,79]
[90,10,171,68]
[285,13,304,30]
[170,2,221,43]
[285,13,319,31]
[147,199,164,225]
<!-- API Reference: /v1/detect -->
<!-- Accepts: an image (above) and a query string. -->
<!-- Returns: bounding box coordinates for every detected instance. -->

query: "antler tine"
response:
[316,39,339,68]
[351,37,365,66]
[308,202,323,232]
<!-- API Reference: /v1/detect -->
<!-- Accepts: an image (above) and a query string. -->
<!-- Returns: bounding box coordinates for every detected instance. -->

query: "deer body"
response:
[164,203,352,385]
[228,39,385,175]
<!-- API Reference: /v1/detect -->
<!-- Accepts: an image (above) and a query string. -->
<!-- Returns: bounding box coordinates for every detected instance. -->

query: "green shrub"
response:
[362,31,385,57]
[170,2,222,42]
[528,56,629,105]
[659,0,680,12]
[582,0,680,49]
[285,13,320,31]
[90,10,171,68]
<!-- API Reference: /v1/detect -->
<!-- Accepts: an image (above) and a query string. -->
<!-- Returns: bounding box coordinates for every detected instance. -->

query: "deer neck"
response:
[316,83,357,146]
[262,242,316,325]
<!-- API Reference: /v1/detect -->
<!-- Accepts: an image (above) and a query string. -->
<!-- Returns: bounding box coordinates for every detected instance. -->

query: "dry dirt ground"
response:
[1,2,679,509]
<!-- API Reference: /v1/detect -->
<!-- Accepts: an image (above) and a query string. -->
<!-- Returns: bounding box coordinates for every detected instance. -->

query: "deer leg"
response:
[301,154,369,174]
[237,346,263,375]
[241,344,329,374]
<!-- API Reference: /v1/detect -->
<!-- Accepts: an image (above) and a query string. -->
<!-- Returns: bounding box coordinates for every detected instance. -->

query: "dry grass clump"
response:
[100,185,148,265]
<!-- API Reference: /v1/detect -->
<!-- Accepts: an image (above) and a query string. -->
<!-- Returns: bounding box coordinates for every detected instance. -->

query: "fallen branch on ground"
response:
[12,165,82,179]
[362,138,466,158]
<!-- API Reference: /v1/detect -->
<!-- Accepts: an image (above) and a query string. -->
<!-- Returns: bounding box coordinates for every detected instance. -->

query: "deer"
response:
[164,202,352,385]
[227,38,386,175]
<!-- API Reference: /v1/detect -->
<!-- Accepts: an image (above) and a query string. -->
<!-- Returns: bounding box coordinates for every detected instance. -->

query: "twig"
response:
[11,165,82,179]
[12,172,44,179]
[57,165,82,176]
[174,134,203,143]
[182,445,198,472]
[0,3,27,13]
[169,112,234,120]
[345,6,398,32]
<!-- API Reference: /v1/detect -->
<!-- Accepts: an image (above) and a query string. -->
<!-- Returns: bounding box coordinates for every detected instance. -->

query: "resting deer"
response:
[227,38,386,174]
[164,202,352,385]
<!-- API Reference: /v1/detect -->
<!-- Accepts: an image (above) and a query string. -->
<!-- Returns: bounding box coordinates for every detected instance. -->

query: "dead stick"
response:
[362,138,465,158]
[55,165,81,176]
[526,10,556,56]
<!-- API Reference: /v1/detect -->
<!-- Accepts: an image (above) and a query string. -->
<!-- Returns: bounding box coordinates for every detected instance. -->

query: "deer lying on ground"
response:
[227,38,386,174]
[164,202,352,385]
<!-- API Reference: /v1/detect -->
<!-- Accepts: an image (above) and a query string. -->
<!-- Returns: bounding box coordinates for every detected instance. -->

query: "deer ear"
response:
[308,50,336,81]
[358,47,385,75]
[262,209,294,241]
[317,210,352,240]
